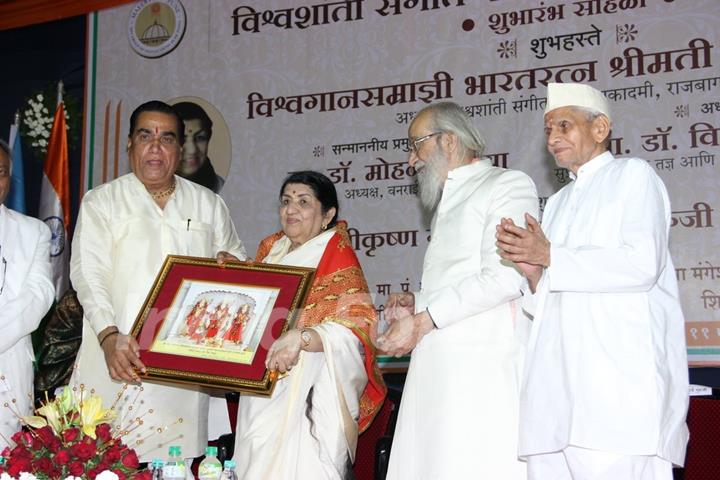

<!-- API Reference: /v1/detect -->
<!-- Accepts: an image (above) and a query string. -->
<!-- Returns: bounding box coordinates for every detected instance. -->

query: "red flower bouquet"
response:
[0,386,150,480]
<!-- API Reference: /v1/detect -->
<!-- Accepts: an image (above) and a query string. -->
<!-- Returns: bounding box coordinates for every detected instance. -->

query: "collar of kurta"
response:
[129,172,182,198]
[569,150,614,182]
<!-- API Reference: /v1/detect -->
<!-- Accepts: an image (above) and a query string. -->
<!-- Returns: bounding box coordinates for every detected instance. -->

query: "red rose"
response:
[88,468,100,479]
[113,469,128,480]
[133,470,152,480]
[121,449,140,469]
[1,445,10,457]
[95,459,111,473]
[36,425,56,447]
[63,427,81,443]
[31,436,43,450]
[32,457,55,474]
[49,436,63,453]
[96,422,113,443]
[9,444,32,460]
[55,449,72,465]
[7,457,32,477]
[68,460,85,476]
[105,444,123,463]
[10,430,25,444]
[70,440,97,461]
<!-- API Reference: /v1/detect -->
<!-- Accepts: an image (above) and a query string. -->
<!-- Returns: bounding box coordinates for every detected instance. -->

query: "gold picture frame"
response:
[130,255,315,396]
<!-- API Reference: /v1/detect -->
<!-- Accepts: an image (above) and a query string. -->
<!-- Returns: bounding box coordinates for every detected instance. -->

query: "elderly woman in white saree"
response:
[218,171,385,480]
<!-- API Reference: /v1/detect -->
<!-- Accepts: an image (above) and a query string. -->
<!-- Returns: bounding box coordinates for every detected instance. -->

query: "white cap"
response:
[544,82,611,122]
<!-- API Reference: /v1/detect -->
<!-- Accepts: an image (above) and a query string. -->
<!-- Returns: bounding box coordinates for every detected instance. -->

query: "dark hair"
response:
[280,170,339,228]
[173,102,213,140]
[128,100,185,145]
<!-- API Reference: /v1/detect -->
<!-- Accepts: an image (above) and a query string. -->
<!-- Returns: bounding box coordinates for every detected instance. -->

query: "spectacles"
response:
[133,131,178,147]
[408,132,442,153]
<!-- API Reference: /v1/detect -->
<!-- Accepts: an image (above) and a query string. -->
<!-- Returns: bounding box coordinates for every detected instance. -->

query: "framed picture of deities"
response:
[130,255,315,396]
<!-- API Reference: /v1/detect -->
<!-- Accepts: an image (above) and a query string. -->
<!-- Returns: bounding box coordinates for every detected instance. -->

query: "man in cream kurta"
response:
[71,101,246,461]
[379,102,538,479]
[0,140,54,449]
[497,83,688,479]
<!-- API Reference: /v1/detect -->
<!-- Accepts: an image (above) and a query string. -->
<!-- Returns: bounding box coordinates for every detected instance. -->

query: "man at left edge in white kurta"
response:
[70,101,247,462]
[0,138,55,450]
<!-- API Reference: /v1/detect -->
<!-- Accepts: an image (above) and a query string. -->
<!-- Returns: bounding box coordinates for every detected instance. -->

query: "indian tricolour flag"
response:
[38,88,70,300]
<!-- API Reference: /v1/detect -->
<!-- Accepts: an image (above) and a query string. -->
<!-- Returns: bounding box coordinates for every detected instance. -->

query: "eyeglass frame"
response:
[408,131,443,154]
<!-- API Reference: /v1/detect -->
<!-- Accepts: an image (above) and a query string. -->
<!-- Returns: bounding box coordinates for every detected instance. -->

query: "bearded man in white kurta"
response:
[378,102,538,479]
[0,140,54,450]
[496,83,688,480]
[70,101,246,461]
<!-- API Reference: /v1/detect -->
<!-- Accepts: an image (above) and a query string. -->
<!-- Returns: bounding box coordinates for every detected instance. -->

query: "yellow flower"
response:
[57,385,76,416]
[35,402,62,433]
[22,415,48,429]
[79,394,116,438]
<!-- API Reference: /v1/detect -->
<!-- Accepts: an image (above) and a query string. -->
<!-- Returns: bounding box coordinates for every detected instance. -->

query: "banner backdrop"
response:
[86,0,720,365]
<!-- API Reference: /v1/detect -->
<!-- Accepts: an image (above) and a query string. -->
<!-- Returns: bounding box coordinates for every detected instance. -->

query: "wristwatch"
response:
[300,329,312,350]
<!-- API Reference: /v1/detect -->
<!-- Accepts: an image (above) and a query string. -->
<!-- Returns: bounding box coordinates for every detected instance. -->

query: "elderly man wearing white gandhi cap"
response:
[496,82,689,480]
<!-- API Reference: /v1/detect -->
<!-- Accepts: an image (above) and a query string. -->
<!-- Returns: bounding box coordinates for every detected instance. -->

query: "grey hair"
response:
[420,101,486,159]
[0,139,11,174]
[574,106,608,124]
[574,106,612,147]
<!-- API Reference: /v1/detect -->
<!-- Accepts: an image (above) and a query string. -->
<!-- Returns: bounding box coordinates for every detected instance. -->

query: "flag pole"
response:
[9,110,19,145]
[57,80,64,106]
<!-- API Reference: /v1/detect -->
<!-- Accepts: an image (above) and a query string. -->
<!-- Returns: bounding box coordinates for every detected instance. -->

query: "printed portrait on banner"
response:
[169,96,233,193]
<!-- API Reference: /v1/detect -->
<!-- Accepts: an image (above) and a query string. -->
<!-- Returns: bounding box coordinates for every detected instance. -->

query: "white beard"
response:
[415,150,448,211]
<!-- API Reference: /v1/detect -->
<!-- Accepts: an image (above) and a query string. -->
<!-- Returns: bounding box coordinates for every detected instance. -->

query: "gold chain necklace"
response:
[149,180,176,200]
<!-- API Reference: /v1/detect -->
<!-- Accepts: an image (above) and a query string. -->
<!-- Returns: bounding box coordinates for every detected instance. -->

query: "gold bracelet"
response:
[300,329,312,350]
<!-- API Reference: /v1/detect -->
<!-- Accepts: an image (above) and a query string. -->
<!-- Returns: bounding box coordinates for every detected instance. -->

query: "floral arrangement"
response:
[20,84,81,158]
[0,386,150,480]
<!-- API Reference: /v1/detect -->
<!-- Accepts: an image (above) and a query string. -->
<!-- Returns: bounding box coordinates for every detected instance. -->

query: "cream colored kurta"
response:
[233,229,367,480]
[387,160,538,480]
[70,174,246,461]
[0,205,54,449]
[519,153,689,465]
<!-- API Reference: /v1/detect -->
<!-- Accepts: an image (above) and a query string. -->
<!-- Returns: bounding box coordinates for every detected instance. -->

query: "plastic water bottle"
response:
[198,446,223,480]
[150,458,165,480]
[218,460,237,480]
[163,446,186,480]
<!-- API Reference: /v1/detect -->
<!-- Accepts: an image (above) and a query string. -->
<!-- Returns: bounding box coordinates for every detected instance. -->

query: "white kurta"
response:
[0,205,54,449]
[518,152,689,465]
[70,174,246,461]
[233,230,367,480]
[387,160,538,480]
